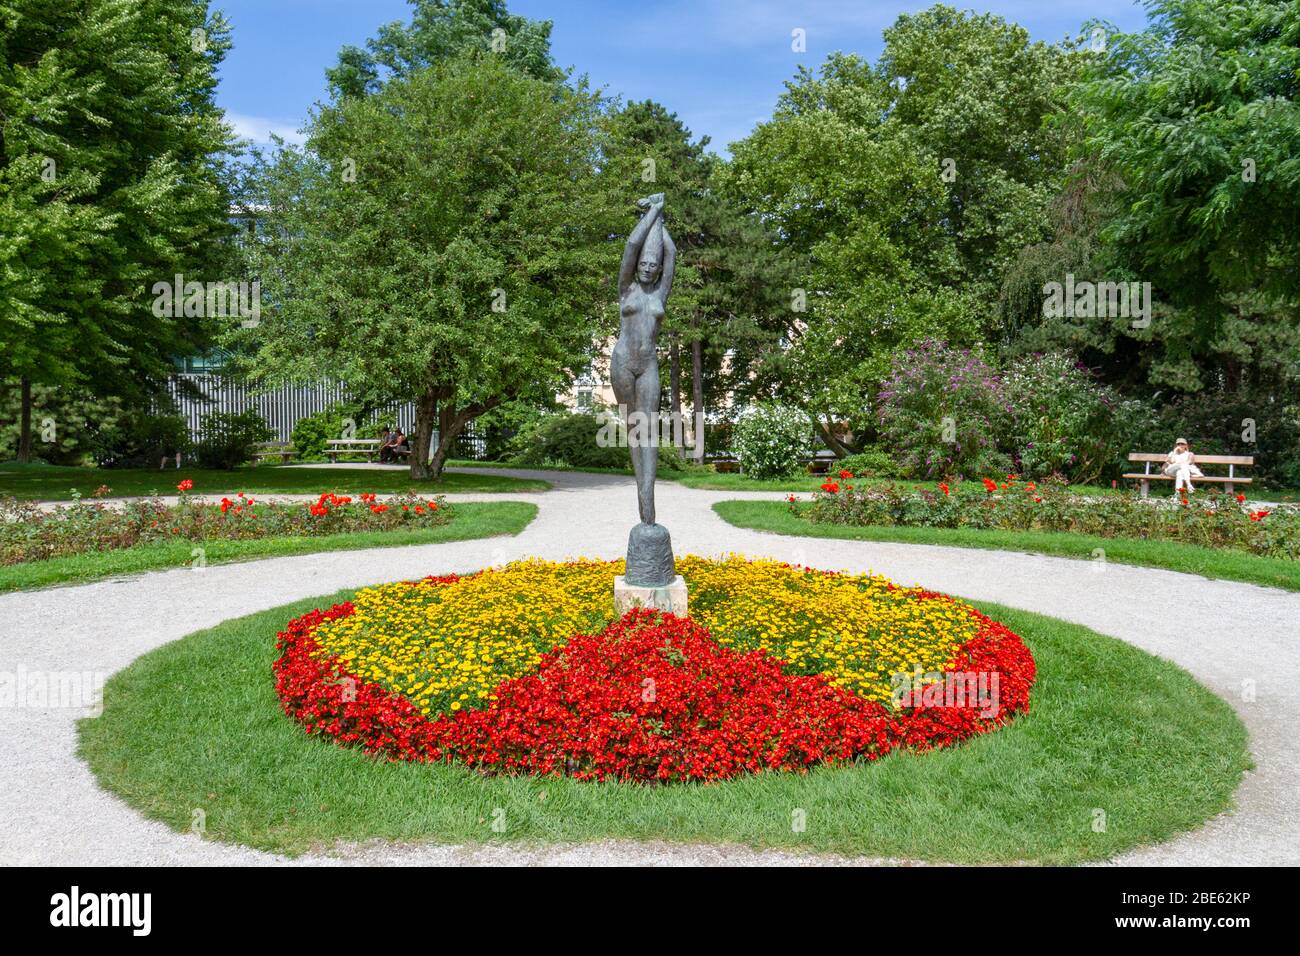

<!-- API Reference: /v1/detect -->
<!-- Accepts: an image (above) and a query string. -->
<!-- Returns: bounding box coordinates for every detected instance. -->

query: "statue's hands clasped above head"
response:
[636,193,665,210]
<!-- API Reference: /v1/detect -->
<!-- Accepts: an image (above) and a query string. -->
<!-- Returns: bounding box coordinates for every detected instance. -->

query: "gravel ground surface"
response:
[1,467,1296,866]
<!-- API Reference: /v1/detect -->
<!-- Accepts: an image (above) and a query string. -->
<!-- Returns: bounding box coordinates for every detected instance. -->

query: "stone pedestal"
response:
[614,574,688,616]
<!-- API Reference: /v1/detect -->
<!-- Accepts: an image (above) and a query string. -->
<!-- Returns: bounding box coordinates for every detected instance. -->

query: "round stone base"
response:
[624,521,675,587]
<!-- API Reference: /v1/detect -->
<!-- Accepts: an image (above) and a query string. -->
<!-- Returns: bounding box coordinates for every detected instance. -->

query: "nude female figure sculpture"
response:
[611,192,677,587]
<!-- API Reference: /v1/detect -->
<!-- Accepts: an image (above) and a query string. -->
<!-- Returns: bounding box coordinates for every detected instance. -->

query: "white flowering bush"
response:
[731,403,813,479]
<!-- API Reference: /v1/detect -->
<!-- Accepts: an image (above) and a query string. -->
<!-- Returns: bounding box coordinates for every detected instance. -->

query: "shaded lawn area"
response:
[715,500,1300,592]
[79,594,1249,864]
[0,462,550,501]
[0,501,537,593]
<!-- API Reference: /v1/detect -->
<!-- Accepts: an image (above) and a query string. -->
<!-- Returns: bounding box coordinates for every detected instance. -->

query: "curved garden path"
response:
[1,467,1296,866]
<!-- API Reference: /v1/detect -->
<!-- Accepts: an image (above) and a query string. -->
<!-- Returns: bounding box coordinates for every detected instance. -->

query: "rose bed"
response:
[274,556,1036,783]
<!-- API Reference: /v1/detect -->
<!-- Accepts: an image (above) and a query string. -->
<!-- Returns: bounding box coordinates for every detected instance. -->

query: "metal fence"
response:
[162,374,488,459]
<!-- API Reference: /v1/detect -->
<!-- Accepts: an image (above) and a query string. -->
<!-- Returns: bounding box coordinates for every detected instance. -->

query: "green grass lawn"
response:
[0,462,550,501]
[0,501,536,592]
[79,593,1249,863]
[715,500,1300,592]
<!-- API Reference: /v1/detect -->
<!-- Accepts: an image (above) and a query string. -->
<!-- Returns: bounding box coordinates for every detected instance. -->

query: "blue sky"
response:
[216,0,1152,153]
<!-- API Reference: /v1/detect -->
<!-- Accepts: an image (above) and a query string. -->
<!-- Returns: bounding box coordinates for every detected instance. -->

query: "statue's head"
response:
[637,253,661,284]
[638,223,664,284]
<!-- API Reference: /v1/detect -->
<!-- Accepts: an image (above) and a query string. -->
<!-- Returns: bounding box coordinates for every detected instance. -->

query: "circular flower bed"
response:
[274,557,1036,782]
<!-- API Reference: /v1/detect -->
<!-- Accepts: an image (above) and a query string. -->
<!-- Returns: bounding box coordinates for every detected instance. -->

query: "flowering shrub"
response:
[800,476,1299,560]
[876,340,1013,480]
[730,403,813,479]
[275,557,1037,782]
[0,483,449,566]
[1002,352,1154,484]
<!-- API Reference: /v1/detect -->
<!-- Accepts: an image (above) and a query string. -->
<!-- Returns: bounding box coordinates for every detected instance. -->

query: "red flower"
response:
[839,469,854,480]
[371,504,389,514]
[273,578,1037,783]
[938,482,950,496]
[1249,510,1270,521]
[176,479,193,492]
[981,478,998,493]
[820,481,840,494]
[1235,493,1246,503]
[787,494,797,503]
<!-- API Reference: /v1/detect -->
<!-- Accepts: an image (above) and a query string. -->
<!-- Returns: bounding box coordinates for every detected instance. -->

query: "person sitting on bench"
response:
[380,429,406,463]
[1163,437,1203,495]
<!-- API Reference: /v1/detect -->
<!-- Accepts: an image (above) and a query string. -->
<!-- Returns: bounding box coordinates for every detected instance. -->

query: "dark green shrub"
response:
[92,412,193,469]
[506,410,684,471]
[507,411,628,469]
[194,410,272,469]
[837,447,900,479]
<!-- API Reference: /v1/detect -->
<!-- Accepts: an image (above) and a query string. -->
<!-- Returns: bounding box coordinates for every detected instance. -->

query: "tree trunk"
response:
[669,334,683,455]
[816,420,861,458]
[691,338,705,459]
[415,392,501,481]
[409,389,439,480]
[17,378,32,464]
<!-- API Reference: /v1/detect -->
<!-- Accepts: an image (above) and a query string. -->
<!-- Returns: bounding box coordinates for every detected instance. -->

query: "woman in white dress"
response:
[1163,437,1203,495]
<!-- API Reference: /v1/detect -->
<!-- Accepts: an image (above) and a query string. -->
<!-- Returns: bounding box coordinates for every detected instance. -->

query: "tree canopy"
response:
[234,54,618,477]
[0,0,234,460]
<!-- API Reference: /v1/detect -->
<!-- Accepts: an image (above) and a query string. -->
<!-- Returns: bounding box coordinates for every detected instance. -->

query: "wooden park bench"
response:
[1124,452,1253,497]
[252,441,294,464]
[325,438,381,463]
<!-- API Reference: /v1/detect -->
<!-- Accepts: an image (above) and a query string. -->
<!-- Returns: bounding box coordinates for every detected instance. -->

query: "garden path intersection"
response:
[1,468,1295,866]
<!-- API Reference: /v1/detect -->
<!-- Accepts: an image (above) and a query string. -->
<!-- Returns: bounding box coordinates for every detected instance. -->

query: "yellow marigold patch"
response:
[310,556,979,717]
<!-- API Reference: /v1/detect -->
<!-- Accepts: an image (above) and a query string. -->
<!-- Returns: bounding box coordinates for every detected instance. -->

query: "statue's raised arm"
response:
[618,193,664,297]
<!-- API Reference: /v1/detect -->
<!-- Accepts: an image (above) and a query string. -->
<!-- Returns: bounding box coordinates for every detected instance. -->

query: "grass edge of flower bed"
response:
[77,591,1250,864]
[0,501,538,593]
[713,500,1300,592]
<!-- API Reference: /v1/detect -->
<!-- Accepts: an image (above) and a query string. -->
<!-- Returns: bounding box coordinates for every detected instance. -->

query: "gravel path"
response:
[1,467,1296,866]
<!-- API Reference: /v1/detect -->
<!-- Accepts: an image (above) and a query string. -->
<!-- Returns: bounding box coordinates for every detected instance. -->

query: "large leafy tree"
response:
[721,5,1075,450]
[235,55,618,478]
[1060,0,1300,392]
[0,0,234,462]
[327,0,561,98]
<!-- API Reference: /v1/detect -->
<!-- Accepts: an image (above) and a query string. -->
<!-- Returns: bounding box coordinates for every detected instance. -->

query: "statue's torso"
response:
[613,286,664,374]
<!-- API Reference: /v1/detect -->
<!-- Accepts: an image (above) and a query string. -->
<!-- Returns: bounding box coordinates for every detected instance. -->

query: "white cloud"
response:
[225,111,306,147]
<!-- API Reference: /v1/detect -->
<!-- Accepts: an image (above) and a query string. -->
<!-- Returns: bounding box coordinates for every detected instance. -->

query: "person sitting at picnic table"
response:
[1163,437,1203,495]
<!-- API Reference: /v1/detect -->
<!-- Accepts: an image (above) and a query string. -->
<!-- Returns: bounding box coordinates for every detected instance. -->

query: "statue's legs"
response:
[632,365,660,525]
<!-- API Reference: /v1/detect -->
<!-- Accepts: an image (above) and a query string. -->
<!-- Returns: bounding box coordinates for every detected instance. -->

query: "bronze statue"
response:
[611,193,676,587]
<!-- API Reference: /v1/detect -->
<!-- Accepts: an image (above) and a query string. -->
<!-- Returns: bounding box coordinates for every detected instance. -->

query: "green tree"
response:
[0,0,234,461]
[1063,0,1300,392]
[234,55,617,479]
[327,0,561,98]
[721,5,1076,452]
